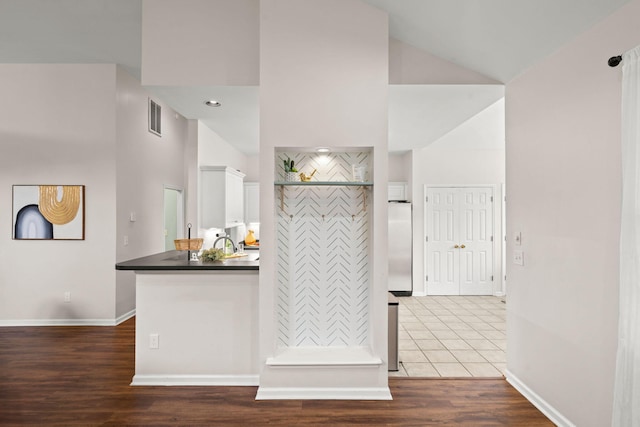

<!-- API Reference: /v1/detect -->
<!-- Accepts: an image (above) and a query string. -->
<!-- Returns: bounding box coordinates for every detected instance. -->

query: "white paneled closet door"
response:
[425,188,459,295]
[426,187,494,295]
[458,188,494,295]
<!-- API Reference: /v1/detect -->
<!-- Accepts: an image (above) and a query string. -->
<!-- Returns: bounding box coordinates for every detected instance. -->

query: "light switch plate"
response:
[515,231,522,246]
[149,333,159,349]
[514,250,524,266]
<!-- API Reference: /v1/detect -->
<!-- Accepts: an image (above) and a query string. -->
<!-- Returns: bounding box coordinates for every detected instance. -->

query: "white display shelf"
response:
[274,181,373,186]
[275,181,371,215]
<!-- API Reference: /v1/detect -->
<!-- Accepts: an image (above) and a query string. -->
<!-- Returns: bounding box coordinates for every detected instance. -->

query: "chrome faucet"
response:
[213,236,237,254]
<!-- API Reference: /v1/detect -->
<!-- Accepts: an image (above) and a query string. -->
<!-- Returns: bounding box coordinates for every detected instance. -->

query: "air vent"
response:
[148,98,161,137]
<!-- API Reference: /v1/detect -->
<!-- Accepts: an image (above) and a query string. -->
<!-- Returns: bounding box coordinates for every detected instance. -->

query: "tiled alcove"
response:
[274,150,373,349]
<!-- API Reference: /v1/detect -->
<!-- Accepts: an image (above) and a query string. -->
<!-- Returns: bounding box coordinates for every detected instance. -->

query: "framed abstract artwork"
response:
[12,185,85,240]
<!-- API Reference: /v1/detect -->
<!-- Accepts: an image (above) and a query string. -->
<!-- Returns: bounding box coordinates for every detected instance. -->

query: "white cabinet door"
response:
[425,187,494,295]
[226,171,244,225]
[200,166,245,229]
[388,182,408,201]
[243,182,260,224]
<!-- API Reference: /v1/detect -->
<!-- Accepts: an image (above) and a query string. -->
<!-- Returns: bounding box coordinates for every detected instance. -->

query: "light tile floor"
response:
[390,295,506,378]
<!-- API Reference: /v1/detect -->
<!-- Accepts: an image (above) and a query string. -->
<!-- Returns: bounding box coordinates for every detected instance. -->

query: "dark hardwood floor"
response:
[0,318,552,426]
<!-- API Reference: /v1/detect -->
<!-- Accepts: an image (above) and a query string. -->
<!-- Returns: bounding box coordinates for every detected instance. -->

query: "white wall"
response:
[0,64,117,323]
[244,155,260,182]
[185,120,199,234]
[0,64,190,324]
[388,152,411,182]
[389,38,499,85]
[411,99,505,296]
[198,122,248,174]
[116,67,189,319]
[141,0,259,86]
[505,1,640,424]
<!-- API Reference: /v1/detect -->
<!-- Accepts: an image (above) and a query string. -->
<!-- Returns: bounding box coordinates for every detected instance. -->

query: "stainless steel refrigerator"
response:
[388,201,412,296]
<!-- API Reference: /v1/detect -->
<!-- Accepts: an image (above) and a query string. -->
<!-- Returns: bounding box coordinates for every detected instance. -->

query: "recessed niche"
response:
[274,149,373,349]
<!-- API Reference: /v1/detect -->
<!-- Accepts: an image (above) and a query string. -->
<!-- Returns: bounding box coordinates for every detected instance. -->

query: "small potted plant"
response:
[284,157,299,182]
[200,248,226,262]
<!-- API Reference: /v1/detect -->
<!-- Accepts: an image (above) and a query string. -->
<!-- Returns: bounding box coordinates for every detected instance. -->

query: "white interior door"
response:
[426,187,494,295]
[458,188,494,295]
[426,188,459,295]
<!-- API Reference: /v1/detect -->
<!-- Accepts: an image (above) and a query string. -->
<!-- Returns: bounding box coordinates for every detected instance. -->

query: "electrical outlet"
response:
[149,333,159,349]
[64,291,71,303]
[514,250,524,266]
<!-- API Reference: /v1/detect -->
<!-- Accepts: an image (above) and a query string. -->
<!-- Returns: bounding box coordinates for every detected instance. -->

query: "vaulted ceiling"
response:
[364,0,629,83]
[0,0,630,153]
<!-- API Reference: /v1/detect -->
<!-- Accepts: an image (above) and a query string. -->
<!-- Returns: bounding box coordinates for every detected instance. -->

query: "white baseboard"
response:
[494,291,505,297]
[505,369,575,427]
[0,309,135,327]
[255,386,392,400]
[116,309,136,325]
[131,374,259,386]
[1,319,120,326]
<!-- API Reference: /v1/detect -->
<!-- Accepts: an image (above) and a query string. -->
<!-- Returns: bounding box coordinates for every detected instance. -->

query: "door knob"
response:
[460,244,466,249]
[454,245,459,248]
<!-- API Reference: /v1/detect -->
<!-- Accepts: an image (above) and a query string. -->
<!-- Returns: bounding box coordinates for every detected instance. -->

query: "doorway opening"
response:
[389,93,506,378]
[389,185,506,378]
[163,186,184,251]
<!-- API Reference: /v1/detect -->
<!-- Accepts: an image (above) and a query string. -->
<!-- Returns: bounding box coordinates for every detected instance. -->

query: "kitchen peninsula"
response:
[116,250,259,386]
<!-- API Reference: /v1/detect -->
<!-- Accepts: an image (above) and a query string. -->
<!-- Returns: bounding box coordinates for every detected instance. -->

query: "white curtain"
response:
[613,45,640,427]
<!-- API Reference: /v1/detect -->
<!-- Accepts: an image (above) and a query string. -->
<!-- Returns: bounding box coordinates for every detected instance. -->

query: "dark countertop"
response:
[116,250,259,271]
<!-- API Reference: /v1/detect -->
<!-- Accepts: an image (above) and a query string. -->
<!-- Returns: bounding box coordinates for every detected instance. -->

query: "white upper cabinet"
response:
[244,182,260,224]
[388,182,408,201]
[200,166,245,229]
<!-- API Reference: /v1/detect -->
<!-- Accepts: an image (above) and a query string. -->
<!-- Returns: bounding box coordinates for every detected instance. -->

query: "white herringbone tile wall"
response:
[276,151,372,348]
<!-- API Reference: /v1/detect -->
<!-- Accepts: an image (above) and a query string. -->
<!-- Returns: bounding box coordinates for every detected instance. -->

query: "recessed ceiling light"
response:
[317,147,330,153]
[205,100,221,107]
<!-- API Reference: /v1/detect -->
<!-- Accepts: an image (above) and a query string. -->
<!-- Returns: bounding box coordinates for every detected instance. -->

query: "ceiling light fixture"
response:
[317,147,330,153]
[205,100,221,107]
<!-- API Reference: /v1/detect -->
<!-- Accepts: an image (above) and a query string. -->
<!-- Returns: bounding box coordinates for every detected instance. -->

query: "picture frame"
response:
[12,185,85,240]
